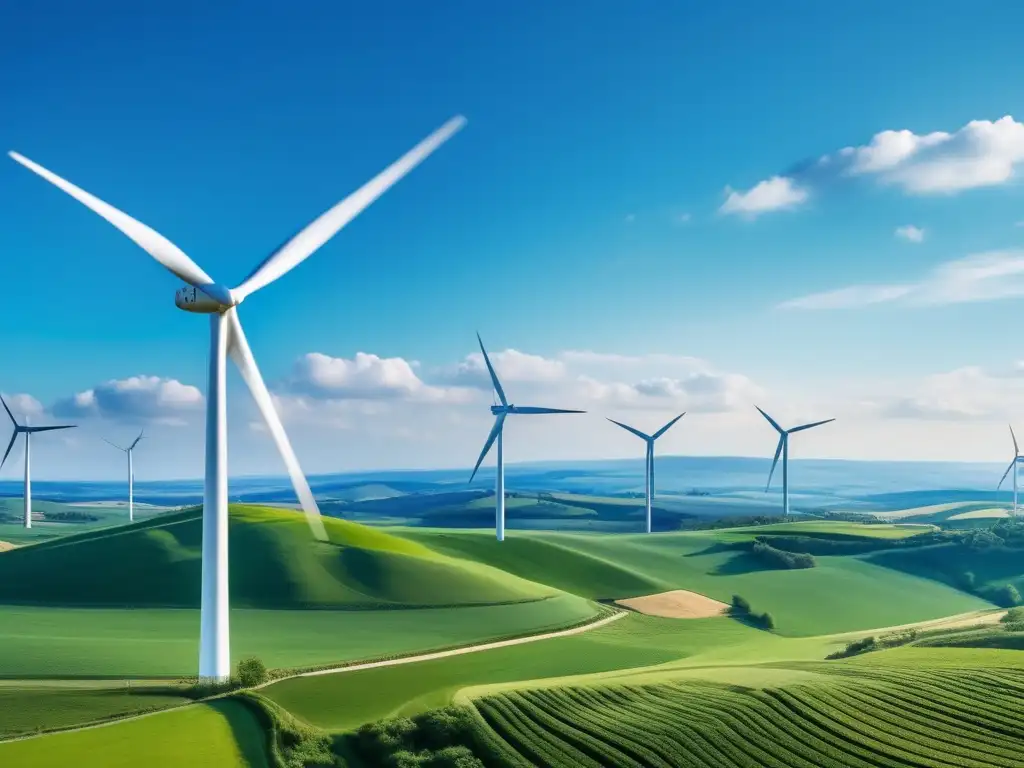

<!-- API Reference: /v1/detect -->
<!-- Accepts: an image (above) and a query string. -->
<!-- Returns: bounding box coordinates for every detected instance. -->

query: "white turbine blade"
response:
[476,334,507,407]
[1,432,18,470]
[1011,425,1019,456]
[233,116,466,302]
[788,417,835,434]
[226,310,327,541]
[129,430,145,451]
[999,458,1016,489]
[652,412,685,440]
[469,414,505,484]
[755,405,785,434]
[765,437,784,491]
[8,152,216,289]
[513,407,586,415]
[606,418,650,441]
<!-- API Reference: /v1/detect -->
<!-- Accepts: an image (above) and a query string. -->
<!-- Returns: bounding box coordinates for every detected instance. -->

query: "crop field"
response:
[472,660,1024,767]
[0,700,267,767]
[0,594,597,678]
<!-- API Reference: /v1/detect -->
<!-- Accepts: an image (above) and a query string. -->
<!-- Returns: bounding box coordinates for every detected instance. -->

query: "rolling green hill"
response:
[0,505,555,609]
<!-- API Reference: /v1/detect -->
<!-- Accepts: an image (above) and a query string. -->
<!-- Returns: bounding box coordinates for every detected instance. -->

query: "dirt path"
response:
[259,609,629,685]
[0,608,627,745]
[823,608,1007,641]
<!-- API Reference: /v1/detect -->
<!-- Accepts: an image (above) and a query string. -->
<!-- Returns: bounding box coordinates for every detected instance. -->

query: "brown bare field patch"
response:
[0,541,17,553]
[616,589,730,619]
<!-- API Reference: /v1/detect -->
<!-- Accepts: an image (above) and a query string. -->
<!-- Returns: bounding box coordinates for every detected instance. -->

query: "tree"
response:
[236,656,268,687]
[731,595,751,615]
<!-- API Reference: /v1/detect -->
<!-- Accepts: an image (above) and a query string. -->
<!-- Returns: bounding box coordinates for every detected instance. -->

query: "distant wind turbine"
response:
[998,424,1021,516]
[104,431,144,523]
[757,406,834,517]
[606,413,685,533]
[0,396,76,528]
[469,334,585,541]
[10,115,465,681]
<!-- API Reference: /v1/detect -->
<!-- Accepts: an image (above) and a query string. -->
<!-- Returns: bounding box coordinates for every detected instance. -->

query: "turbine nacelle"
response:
[491,404,513,415]
[175,284,237,314]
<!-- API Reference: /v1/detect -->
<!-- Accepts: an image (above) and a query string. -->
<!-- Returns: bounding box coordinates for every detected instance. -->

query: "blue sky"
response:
[2,1,1024,479]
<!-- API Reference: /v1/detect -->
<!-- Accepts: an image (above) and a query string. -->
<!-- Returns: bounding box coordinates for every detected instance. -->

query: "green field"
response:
[0,700,267,767]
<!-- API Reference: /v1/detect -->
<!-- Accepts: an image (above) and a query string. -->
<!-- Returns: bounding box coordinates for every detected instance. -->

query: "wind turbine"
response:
[0,396,76,529]
[469,335,585,541]
[757,406,834,517]
[606,413,685,533]
[998,425,1021,516]
[10,115,465,681]
[104,431,144,523]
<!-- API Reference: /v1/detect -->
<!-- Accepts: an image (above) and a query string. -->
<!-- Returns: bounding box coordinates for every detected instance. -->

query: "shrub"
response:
[827,636,877,660]
[1002,606,1024,624]
[984,583,1023,607]
[237,656,268,687]
[751,539,816,569]
[731,595,751,615]
[756,612,776,631]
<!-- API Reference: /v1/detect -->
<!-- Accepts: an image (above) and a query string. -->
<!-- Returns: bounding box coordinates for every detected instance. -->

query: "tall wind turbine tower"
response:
[607,413,685,533]
[998,425,1021,516]
[0,396,76,528]
[105,431,144,522]
[757,406,834,517]
[469,334,585,541]
[10,115,465,681]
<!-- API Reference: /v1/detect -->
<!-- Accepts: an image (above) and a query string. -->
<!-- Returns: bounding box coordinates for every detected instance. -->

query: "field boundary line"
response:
[258,609,628,686]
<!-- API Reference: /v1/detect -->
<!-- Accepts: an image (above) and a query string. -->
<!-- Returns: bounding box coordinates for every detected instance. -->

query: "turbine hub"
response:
[491,404,511,415]
[175,284,236,314]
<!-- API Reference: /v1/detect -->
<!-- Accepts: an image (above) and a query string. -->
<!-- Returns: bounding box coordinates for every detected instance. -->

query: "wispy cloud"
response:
[719,176,808,218]
[895,224,925,243]
[723,116,1024,218]
[779,250,1024,310]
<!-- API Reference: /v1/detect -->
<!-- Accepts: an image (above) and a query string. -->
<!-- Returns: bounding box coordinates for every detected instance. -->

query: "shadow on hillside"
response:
[711,551,776,576]
[683,541,737,557]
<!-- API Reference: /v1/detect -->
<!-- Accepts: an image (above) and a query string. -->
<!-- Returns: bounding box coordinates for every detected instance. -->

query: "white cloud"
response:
[52,376,203,425]
[779,250,1024,310]
[719,176,809,218]
[674,212,692,225]
[286,352,471,403]
[876,366,1023,422]
[0,393,45,423]
[895,224,925,243]
[729,116,1024,218]
[442,349,568,390]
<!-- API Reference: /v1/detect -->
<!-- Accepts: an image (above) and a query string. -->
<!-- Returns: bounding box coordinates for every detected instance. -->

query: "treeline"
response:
[351,706,505,767]
[826,629,918,660]
[731,595,775,630]
[750,539,816,569]
[45,511,99,522]
[680,515,787,531]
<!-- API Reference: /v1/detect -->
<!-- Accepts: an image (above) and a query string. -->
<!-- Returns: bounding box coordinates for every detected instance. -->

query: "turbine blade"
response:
[1,431,18,471]
[606,418,650,441]
[103,437,127,452]
[512,407,586,415]
[999,458,1016,489]
[652,412,686,440]
[0,396,18,428]
[226,310,327,541]
[28,424,77,433]
[765,437,784,491]
[1012,425,1019,456]
[755,405,785,434]
[469,414,505,484]
[233,116,466,302]
[129,430,145,451]
[476,334,507,407]
[8,152,216,289]
[788,418,835,434]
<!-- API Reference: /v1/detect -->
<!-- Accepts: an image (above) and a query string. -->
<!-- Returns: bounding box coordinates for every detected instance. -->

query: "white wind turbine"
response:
[1,396,76,528]
[104,431,144,523]
[469,334,585,541]
[10,115,465,680]
[607,413,685,533]
[757,405,834,517]
[997,424,1021,516]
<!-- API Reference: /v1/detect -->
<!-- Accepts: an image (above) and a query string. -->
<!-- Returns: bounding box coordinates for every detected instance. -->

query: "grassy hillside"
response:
[399,525,992,635]
[0,505,555,609]
[0,700,267,767]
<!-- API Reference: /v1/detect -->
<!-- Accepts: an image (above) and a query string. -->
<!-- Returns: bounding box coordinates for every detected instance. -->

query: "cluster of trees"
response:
[178,656,268,698]
[353,707,490,767]
[45,510,99,522]
[750,539,816,569]
[826,629,919,660]
[681,515,788,531]
[758,535,884,557]
[1002,606,1024,631]
[731,595,775,631]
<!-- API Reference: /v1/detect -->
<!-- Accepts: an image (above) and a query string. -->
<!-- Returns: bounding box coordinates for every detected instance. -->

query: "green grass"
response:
[473,660,1024,767]
[0,684,190,737]
[738,520,934,539]
[0,504,556,609]
[0,700,268,767]
[398,527,992,635]
[0,594,598,678]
